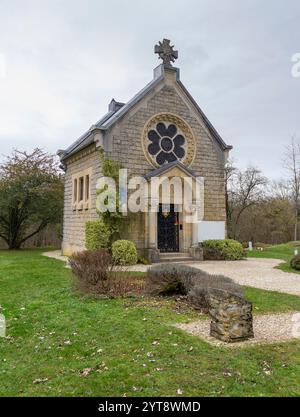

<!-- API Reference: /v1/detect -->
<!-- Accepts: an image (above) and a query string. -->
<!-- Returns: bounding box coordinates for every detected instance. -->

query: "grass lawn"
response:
[248,242,300,274]
[1,250,300,397]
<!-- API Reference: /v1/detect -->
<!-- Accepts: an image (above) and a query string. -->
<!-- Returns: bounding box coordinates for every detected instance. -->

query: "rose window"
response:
[147,122,186,165]
[142,113,196,168]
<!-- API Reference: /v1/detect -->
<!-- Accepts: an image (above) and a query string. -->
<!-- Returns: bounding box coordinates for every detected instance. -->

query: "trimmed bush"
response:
[203,239,244,261]
[187,273,243,312]
[290,254,300,271]
[146,263,243,312]
[146,263,243,296]
[85,221,110,251]
[69,250,112,292]
[146,263,198,296]
[112,240,138,265]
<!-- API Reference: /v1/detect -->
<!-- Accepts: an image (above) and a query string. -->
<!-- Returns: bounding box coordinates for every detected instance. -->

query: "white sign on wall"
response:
[198,221,226,242]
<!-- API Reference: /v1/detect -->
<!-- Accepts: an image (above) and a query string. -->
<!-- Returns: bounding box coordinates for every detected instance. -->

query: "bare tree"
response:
[269,179,291,201]
[229,166,268,239]
[283,137,300,241]
[225,158,237,232]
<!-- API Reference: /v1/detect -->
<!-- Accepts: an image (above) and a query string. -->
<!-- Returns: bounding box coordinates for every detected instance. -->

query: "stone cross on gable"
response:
[154,39,178,66]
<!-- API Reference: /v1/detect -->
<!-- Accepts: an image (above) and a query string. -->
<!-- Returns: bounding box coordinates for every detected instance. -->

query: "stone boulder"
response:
[207,288,254,343]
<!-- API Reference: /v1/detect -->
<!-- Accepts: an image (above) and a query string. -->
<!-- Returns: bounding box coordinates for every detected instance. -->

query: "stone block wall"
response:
[62,144,101,255]
[105,83,226,223]
[62,69,227,255]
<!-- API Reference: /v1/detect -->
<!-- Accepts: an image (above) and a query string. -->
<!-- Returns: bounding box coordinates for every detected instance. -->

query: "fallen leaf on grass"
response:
[95,362,108,372]
[80,368,93,377]
[222,369,232,377]
[33,378,49,384]
[261,360,272,376]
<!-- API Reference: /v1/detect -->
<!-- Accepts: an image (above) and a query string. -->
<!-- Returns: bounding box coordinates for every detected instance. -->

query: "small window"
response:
[73,178,78,203]
[85,175,90,201]
[72,168,91,210]
[79,177,84,201]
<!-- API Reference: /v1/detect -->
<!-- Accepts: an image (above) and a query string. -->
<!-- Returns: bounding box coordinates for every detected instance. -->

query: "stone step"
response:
[159,252,194,263]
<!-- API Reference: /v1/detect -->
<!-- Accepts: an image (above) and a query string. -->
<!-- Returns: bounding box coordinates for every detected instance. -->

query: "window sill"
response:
[72,201,90,212]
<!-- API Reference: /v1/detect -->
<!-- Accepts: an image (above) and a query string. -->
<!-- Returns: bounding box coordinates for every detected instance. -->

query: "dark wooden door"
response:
[157,204,179,252]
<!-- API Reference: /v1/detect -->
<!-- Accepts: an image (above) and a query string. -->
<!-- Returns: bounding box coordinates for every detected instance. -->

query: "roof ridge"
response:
[59,67,232,161]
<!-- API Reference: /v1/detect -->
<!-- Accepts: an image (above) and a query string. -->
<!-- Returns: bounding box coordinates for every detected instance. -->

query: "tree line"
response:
[0,138,299,249]
[226,137,300,244]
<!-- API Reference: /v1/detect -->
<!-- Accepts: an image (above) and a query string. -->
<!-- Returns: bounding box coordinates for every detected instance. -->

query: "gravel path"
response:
[43,250,69,263]
[185,259,300,296]
[175,312,300,347]
[130,258,300,296]
[43,251,300,296]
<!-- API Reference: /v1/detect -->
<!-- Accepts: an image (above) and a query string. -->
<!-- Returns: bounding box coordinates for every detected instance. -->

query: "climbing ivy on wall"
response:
[96,151,128,244]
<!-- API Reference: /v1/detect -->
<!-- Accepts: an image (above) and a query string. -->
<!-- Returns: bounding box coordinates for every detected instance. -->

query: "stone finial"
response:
[154,39,178,66]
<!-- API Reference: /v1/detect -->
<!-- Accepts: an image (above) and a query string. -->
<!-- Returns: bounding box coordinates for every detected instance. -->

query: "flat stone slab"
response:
[175,312,300,347]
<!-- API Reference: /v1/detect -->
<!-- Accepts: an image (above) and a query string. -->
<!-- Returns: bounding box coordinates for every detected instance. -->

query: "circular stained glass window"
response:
[142,113,196,168]
[147,122,186,166]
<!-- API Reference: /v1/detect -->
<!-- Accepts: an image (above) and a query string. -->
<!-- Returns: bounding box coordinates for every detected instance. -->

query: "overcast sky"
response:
[0,0,299,179]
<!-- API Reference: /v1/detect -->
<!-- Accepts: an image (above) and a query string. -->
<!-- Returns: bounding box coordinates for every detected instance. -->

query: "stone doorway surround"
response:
[143,161,203,263]
[157,203,180,253]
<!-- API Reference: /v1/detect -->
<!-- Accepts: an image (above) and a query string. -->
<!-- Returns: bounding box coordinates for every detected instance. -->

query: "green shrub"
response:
[203,239,244,261]
[112,240,138,265]
[137,255,150,265]
[85,221,110,251]
[290,254,300,271]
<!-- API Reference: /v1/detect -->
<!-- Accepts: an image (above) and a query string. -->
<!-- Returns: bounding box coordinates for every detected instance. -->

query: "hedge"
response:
[85,220,110,251]
[202,239,244,261]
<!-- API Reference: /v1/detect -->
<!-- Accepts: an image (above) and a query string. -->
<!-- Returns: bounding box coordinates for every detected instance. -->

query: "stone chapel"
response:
[58,39,232,261]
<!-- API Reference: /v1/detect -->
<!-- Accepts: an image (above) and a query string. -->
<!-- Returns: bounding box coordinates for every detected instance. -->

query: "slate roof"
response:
[59,66,232,161]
